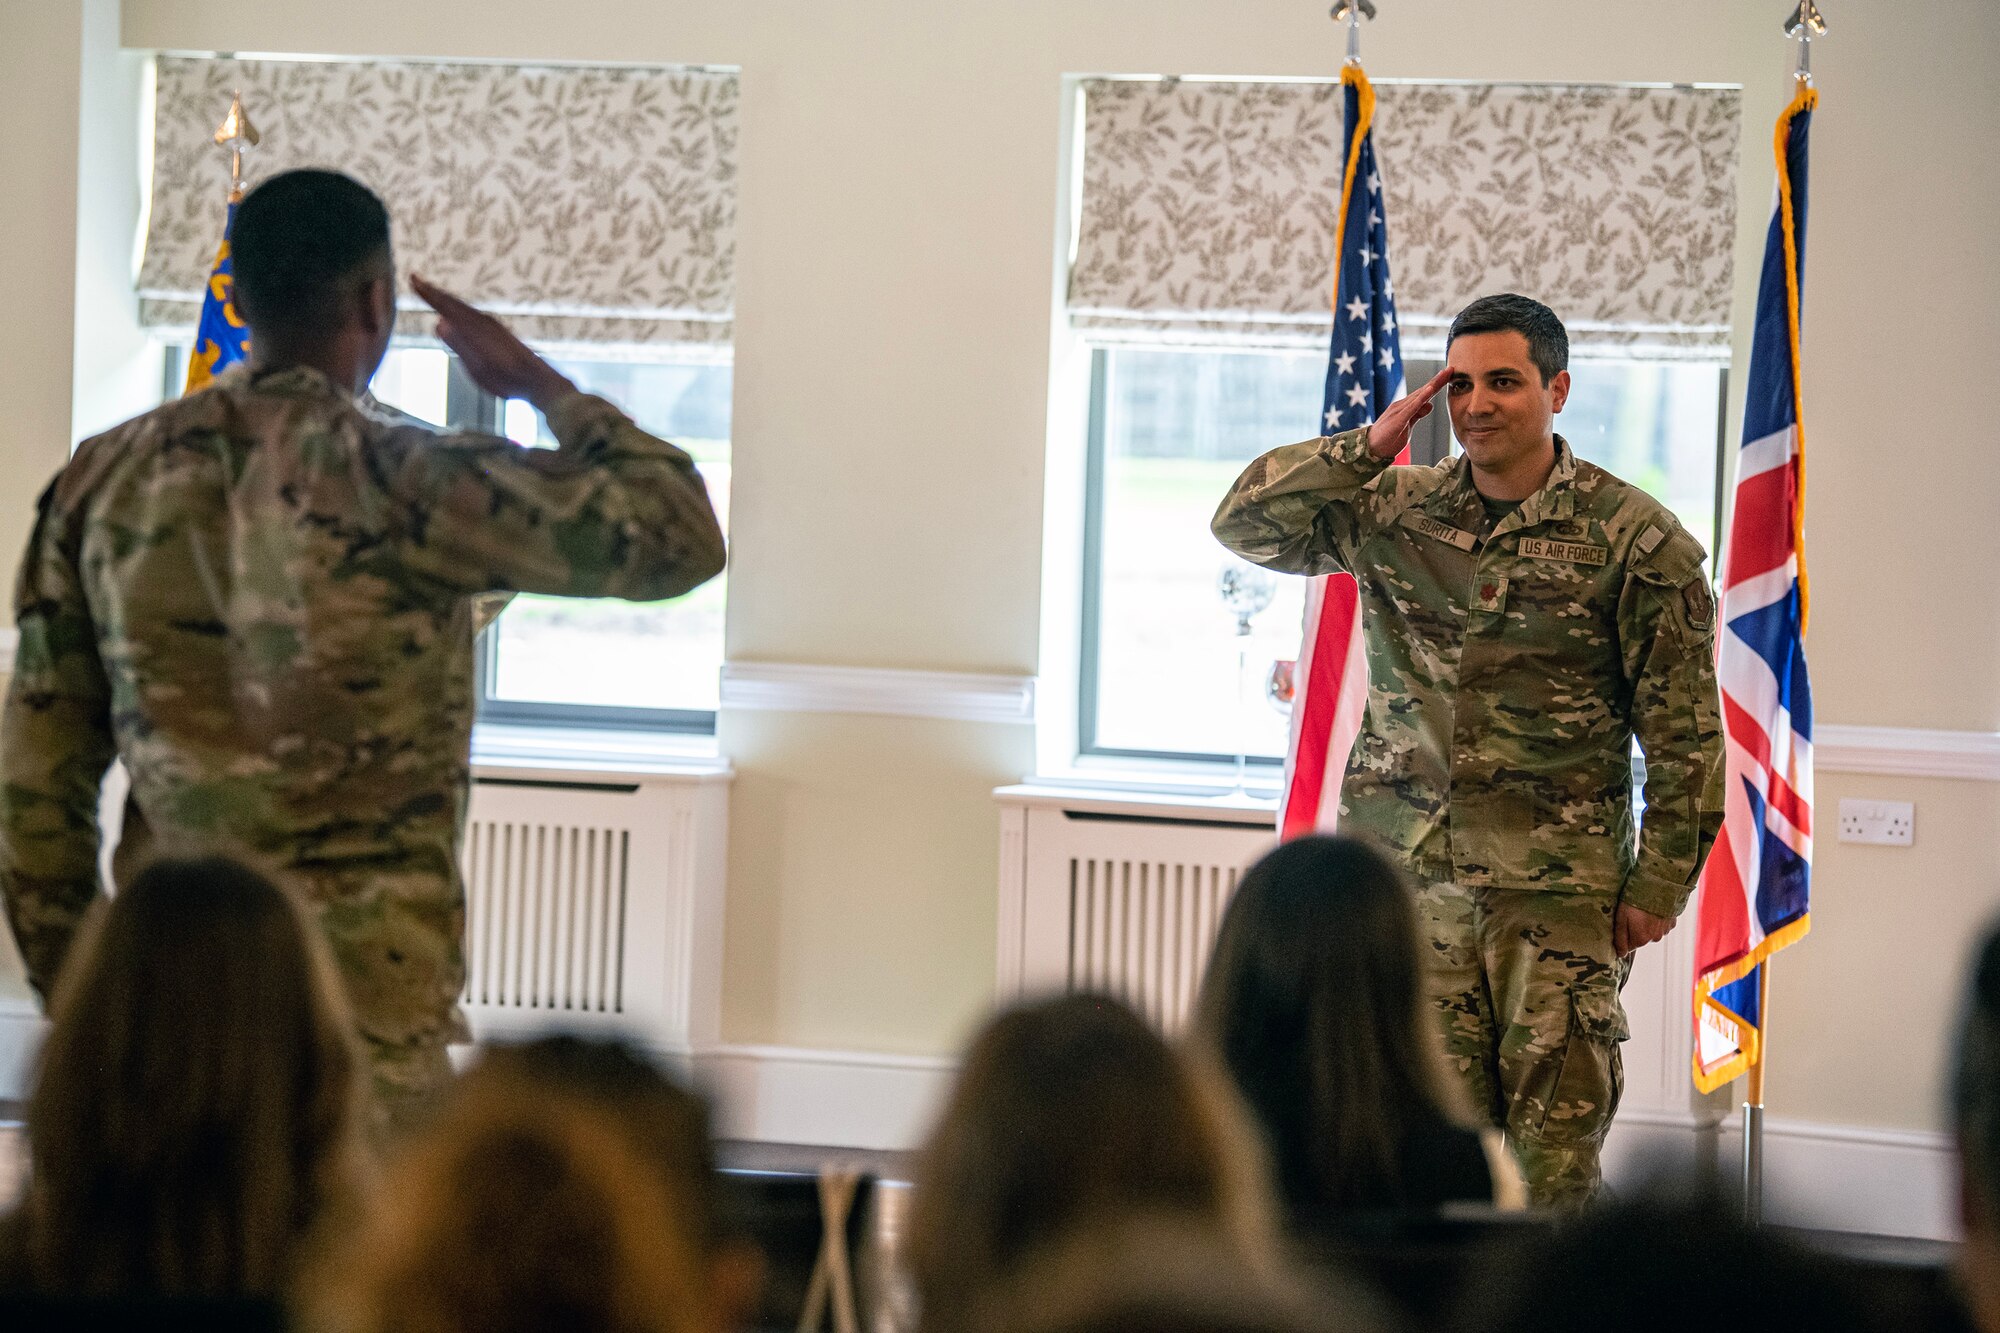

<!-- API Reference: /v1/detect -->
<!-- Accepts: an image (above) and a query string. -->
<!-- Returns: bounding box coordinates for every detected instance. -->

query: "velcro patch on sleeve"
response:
[1681,579,1716,632]
[1633,524,1707,589]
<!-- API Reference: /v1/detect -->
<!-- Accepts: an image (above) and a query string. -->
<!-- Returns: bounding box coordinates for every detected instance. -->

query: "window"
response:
[482,358,731,725]
[1062,76,1744,769]
[159,342,730,733]
[1081,346,1318,765]
[1077,345,1724,765]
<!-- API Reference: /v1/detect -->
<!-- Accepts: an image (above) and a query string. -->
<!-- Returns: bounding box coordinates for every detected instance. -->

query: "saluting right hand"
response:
[1366,365,1454,461]
[411,273,577,415]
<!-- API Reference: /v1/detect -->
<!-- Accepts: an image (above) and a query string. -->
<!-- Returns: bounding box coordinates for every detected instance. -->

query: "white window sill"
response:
[471,721,729,782]
[1013,754,1282,819]
[996,780,1277,826]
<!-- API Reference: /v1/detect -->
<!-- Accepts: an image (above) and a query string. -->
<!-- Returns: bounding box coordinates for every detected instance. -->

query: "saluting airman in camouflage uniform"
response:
[1213,295,1723,1207]
[0,170,726,1132]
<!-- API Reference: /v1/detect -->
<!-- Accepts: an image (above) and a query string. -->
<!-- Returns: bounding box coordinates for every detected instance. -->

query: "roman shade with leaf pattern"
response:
[140,54,737,355]
[1068,78,1742,361]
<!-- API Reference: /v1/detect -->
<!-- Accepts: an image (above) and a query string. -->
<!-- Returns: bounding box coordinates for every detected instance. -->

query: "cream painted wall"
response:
[719,709,1032,1053]
[70,0,159,448]
[0,0,94,1008]
[0,0,1989,1127]
[0,1,89,571]
[1776,771,2000,1131]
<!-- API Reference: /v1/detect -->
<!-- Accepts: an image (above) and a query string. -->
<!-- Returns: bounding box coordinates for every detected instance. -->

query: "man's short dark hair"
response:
[1955,920,2000,1219]
[1447,293,1569,384]
[231,169,392,337]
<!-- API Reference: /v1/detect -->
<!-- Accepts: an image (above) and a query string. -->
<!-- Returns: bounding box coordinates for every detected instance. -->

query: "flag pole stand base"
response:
[1742,1100,1764,1226]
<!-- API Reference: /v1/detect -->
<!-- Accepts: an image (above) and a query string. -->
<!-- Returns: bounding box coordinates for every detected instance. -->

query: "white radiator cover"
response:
[463,766,730,1051]
[995,787,1276,1028]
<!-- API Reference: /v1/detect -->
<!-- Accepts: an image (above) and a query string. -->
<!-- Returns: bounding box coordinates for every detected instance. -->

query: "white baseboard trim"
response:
[686,1043,955,1152]
[1816,724,2000,781]
[1604,1107,1958,1241]
[688,1052,1959,1240]
[1736,1116,1957,1241]
[719,662,1035,726]
[0,1014,1960,1240]
[0,1012,958,1150]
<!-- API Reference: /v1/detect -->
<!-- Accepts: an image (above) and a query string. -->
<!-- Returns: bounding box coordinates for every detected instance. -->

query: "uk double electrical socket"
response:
[1836,798,1914,846]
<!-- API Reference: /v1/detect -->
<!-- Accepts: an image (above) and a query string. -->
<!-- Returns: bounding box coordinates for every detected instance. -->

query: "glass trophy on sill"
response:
[1216,561,1277,796]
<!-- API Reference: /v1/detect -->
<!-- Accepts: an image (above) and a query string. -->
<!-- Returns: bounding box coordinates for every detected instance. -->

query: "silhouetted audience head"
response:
[473,1037,763,1325]
[1467,1187,1881,1333]
[315,1036,746,1333]
[1955,920,2000,1332]
[977,1214,1388,1333]
[1194,836,1494,1221]
[13,855,364,1299]
[906,993,1274,1333]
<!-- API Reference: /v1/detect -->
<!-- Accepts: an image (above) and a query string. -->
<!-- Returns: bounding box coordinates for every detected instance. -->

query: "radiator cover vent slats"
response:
[457,774,728,1049]
[463,820,630,1014]
[1069,858,1241,1030]
[997,799,1274,1032]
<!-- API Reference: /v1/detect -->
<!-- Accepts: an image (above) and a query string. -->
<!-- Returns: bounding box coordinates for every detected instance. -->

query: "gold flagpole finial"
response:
[1331,0,1376,67]
[213,92,262,202]
[1784,2,1827,87]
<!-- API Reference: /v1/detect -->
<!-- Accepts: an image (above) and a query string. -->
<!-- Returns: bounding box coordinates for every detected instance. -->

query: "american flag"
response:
[1280,63,1406,841]
[1692,83,1818,1093]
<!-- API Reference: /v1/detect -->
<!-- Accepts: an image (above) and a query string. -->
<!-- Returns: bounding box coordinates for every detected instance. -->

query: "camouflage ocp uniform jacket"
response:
[1213,430,1723,919]
[0,363,726,1044]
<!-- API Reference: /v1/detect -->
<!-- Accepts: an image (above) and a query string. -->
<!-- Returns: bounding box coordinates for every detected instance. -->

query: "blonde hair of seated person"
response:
[313,1053,745,1333]
[16,854,366,1299]
[904,993,1277,1333]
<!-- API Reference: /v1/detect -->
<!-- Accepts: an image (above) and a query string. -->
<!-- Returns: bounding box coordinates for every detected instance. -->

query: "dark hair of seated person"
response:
[1462,1186,1891,1333]
[4,855,365,1300]
[310,1036,757,1333]
[463,1034,766,1327]
[905,993,1275,1333]
[1192,836,1493,1223]
[1953,918,2000,1333]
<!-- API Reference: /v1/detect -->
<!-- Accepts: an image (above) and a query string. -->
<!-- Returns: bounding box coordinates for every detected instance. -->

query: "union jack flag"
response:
[1280,63,1405,840]
[1692,83,1817,1093]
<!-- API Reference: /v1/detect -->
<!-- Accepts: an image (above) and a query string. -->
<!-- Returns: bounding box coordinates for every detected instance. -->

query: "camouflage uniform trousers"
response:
[306,862,470,1143]
[1415,880,1629,1209]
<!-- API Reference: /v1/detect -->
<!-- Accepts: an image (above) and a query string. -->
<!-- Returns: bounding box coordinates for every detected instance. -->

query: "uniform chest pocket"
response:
[1497,547,1618,648]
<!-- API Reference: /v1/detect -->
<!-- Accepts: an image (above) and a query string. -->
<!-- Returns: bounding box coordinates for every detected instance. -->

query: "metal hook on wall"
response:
[1331,0,1377,66]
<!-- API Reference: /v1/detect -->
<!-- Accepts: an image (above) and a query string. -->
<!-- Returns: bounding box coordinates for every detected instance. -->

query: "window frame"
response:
[446,358,722,736]
[1073,343,1726,768]
[161,339,725,737]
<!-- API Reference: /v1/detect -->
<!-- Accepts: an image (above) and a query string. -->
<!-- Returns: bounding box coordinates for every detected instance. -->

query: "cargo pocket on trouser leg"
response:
[1509,967,1627,1210]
